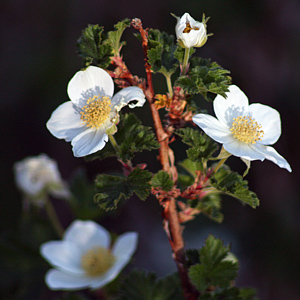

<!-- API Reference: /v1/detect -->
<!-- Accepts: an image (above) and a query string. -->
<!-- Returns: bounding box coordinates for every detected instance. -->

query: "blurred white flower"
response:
[47,66,146,157]
[192,85,291,172]
[14,154,70,205]
[40,220,138,290]
[175,12,208,48]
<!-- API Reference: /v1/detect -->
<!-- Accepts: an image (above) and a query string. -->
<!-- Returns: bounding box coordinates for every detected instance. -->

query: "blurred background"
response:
[1,0,300,299]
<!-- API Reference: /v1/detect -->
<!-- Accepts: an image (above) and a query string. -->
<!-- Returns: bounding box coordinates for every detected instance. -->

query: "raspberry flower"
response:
[47,66,146,157]
[175,12,208,49]
[14,154,70,205]
[192,85,291,172]
[40,220,138,290]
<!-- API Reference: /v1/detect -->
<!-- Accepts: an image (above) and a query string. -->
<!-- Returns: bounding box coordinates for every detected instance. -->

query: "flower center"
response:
[81,247,115,277]
[230,116,264,144]
[183,21,199,33]
[80,95,112,129]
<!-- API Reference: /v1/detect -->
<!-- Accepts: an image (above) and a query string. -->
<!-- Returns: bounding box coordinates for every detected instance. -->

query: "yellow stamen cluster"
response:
[80,95,112,129]
[183,22,199,33]
[81,247,115,277]
[230,116,264,144]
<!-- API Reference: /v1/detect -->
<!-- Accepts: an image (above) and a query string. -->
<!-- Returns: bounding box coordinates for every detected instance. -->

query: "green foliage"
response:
[177,128,218,163]
[198,287,258,300]
[86,113,160,162]
[144,29,179,76]
[107,19,131,56]
[211,165,260,208]
[77,24,113,68]
[174,46,195,64]
[69,169,106,219]
[176,57,231,101]
[188,235,239,292]
[151,170,174,191]
[94,167,152,210]
[117,270,184,300]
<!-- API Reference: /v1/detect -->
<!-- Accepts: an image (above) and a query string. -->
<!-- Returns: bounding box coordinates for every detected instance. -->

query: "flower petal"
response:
[223,140,266,161]
[252,144,292,172]
[45,269,92,290]
[214,85,249,127]
[71,123,111,157]
[192,113,233,144]
[111,86,146,111]
[64,220,111,253]
[40,241,84,275]
[46,101,85,142]
[247,103,281,145]
[67,66,114,108]
[89,232,138,290]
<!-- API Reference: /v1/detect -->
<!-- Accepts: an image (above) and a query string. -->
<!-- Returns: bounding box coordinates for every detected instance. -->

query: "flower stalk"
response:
[45,198,64,238]
[182,47,190,75]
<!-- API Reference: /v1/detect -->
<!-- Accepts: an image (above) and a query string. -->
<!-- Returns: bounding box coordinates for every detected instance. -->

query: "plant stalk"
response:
[45,198,64,238]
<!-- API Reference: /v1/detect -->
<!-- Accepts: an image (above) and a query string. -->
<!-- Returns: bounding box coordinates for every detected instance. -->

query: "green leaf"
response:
[116,113,160,161]
[174,46,195,64]
[189,235,239,292]
[77,24,113,68]
[151,170,174,191]
[211,165,260,208]
[177,128,218,162]
[117,270,184,300]
[145,29,179,75]
[175,57,231,101]
[85,113,160,162]
[94,167,152,210]
[107,19,131,56]
[198,287,258,300]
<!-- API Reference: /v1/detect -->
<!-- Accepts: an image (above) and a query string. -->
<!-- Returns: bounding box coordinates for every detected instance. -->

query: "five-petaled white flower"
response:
[192,85,291,172]
[14,154,70,205]
[47,66,146,157]
[40,220,138,290]
[175,12,208,49]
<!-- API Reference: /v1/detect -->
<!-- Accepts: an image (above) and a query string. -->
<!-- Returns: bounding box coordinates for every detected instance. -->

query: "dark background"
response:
[1,0,300,299]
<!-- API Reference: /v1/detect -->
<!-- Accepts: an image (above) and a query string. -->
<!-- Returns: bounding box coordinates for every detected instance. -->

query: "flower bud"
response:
[175,12,208,49]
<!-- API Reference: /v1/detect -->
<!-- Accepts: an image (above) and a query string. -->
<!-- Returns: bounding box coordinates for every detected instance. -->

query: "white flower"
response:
[14,154,70,205]
[175,12,208,48]
[40,220,138,290]
[192,85,291,172]
[46,66,146,157]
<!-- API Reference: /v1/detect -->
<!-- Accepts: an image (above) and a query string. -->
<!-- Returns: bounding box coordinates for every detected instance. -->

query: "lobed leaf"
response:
[151,170,174,192]
[94,167,152,210]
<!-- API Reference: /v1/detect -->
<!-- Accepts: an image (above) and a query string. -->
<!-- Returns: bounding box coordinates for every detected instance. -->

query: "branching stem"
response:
[132,18,199,300]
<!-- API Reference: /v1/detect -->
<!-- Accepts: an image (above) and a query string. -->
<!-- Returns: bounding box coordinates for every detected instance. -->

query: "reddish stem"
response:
[131,18,199,300]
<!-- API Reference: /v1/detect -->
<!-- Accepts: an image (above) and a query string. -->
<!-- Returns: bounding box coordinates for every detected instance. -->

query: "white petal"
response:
[89,232,138,290]
[192,114,233,144]
[71,124,110,157]
[67,66,114,108]
[111,86,146,111]
[247,103,281,145]
[64,220,111,253]
[45,269,91,290]
[214,85,249,127]
[46,101,85,142]
[252,144,292,172]
[40,241,84,275]
[223,140,266,161]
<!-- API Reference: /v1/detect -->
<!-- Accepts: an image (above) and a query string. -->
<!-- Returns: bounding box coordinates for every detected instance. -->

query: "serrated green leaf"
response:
[175,57,231,101]
[94,167,152,210]
[146,29,179,75]
[151,170,174,191]
[211,165,260,208]
[189,235,239,292]
[177,128,218,162]
[117,270,184,300]
[85,113,160,162]
[107,19,131,55]
[77,24,113,68]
